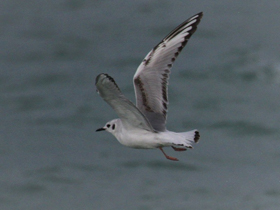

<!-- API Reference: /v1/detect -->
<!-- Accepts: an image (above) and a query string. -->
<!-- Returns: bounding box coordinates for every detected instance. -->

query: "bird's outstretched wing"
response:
[96,73,155,131]
[133,12,203,131]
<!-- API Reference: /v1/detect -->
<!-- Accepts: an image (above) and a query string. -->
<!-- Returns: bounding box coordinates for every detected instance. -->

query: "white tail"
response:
[171,129,200,148]
[158,129,200,161]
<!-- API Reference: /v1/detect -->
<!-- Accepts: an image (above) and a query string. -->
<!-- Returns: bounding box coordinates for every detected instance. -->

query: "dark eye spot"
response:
[106,124,110,128]
[112,124,115,130]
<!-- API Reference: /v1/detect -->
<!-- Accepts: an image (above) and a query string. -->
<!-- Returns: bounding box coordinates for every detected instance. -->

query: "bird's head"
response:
[96,119,120,135]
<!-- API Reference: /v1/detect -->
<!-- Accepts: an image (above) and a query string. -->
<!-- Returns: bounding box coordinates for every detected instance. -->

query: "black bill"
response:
[96,127,106,132]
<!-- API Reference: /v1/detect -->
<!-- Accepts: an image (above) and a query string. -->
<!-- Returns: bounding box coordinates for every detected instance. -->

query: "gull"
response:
[96,12,203,161]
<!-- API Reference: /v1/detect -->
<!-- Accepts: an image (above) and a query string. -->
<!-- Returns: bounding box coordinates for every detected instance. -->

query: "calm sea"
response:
[1,0,280,209]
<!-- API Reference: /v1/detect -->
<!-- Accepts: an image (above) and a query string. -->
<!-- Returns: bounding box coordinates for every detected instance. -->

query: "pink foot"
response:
[159,147,179,161]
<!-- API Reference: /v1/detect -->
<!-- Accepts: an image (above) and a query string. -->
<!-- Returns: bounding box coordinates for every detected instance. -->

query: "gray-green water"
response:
[1,0,280,209]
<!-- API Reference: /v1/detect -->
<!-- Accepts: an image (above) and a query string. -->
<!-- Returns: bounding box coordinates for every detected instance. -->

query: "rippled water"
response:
[1,0,280,210]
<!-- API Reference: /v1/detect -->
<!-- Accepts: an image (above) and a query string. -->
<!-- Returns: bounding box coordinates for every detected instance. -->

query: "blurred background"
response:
[1,0,280,209]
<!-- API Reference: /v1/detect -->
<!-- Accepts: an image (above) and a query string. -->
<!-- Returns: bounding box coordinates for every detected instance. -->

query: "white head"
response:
[96,119,121,135]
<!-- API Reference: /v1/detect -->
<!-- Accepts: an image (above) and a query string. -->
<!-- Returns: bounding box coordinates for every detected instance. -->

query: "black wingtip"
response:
[95,73,105,85]
[95,73,121,91]
[194,12,203,19]
[197,12,203,22]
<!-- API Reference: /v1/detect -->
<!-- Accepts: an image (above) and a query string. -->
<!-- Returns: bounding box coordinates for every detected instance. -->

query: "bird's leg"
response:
[159,147,179,161]
[172,146,187,152]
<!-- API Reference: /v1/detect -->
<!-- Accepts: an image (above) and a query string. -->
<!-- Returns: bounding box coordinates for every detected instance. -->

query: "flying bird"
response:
[96,12,203,161]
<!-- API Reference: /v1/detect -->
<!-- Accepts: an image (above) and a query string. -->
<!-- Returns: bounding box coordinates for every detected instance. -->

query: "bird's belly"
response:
[116,130,162,149]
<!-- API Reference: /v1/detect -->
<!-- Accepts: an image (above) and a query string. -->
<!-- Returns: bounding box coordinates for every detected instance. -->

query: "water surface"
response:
[1,0,280,209]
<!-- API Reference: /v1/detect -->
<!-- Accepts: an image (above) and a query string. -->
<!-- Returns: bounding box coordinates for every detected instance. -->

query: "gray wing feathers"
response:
[95,73,155,131]
[133,12,203,132]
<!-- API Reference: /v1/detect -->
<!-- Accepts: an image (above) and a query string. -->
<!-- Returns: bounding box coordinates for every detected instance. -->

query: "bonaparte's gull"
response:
[96,12,203,161]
